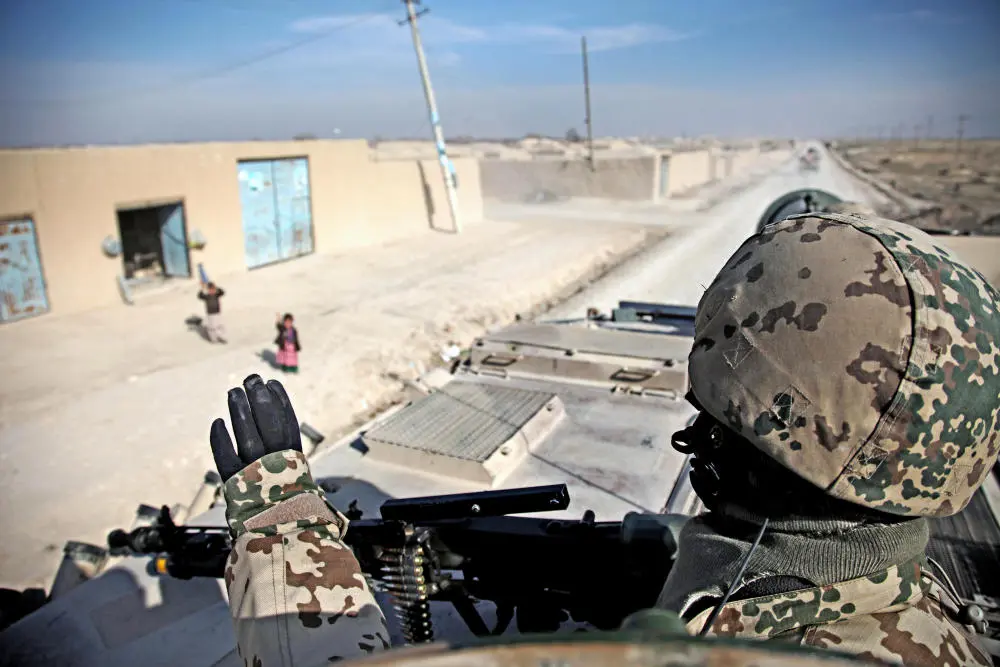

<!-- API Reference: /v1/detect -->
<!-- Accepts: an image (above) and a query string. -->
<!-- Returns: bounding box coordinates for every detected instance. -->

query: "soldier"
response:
[656,210,997,665]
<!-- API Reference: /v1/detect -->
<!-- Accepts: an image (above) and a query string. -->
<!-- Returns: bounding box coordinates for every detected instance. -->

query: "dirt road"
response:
[544,143,886,318]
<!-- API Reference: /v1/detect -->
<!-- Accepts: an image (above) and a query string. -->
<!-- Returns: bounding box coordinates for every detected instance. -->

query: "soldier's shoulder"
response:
[802,594,991,667]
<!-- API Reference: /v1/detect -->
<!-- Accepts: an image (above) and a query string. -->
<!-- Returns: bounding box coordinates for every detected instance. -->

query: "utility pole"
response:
[581,36,595,170]
[926,115,934,141]
[956,114,969,158]
[401,0,461,233]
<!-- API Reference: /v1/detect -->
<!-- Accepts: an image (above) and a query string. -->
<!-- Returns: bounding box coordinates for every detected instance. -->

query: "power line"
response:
[168,0,335,11]
[3,9,391,106]
[27,0,336,15]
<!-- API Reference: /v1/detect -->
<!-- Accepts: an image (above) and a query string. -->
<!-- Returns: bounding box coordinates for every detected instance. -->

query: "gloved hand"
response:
[209,373,302,481]
[212,376,389,664]
[210,374,343,540]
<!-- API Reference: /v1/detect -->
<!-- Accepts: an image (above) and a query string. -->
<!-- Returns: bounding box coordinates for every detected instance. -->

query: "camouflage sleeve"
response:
[223,450,391,666]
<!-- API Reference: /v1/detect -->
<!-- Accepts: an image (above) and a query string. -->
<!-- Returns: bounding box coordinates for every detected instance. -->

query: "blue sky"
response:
[1,0,998,146]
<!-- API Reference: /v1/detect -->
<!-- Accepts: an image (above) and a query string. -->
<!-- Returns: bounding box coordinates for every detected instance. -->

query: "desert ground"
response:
[836,139,1000,234]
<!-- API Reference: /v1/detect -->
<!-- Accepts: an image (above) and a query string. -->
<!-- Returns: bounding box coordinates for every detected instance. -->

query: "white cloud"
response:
[5,78,999,148]
[290,13,487,43]
[493,23,690,53]
[289,14,391,33]
[288,13,689,55]
[435,51,463,67]
[872,9,965,24]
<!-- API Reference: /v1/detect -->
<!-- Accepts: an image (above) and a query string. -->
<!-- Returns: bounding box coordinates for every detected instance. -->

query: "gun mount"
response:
[103,484,682,644]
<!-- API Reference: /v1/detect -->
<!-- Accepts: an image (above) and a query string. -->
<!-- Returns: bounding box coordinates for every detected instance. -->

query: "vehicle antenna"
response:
[698,517,770,637]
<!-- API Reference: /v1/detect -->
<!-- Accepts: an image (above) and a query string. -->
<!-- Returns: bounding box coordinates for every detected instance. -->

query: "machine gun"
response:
[107,484,683,643]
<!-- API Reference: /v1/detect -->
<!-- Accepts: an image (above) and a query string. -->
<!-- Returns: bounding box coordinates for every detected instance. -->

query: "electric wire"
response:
[3,4,395,106]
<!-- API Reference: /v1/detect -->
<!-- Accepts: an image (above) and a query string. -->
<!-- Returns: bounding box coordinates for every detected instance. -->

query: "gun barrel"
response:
[379,484,570,521]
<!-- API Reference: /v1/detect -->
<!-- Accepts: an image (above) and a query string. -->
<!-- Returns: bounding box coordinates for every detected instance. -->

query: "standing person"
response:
[274,312,301,373]
[197,281,226,344]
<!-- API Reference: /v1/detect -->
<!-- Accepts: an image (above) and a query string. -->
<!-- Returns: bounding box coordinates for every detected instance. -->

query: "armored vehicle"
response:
[1,189,997,667]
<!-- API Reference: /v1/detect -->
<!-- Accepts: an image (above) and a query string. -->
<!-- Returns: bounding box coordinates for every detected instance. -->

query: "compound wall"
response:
[479,156,658,202]
[0,140,483,316]
[656,150,714,198]
[729,149,762,176]
[480,149,724,203]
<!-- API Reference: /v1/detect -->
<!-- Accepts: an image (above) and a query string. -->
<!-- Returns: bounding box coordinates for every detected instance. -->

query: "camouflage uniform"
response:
[687,556,990,665]
[222,449,390,666]
[666,211,998,665]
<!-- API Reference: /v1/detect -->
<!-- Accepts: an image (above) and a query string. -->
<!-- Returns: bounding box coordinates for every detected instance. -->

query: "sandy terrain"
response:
[0,218,666,590]
[372,136,786,162]
[837,140,1000,233]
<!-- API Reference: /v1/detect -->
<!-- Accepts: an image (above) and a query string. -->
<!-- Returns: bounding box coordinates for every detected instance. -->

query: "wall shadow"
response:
[417,162,443,232]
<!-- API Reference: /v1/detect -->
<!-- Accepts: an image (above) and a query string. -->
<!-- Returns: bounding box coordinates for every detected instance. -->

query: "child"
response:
[197,281,226,343]
[275,312,301,373]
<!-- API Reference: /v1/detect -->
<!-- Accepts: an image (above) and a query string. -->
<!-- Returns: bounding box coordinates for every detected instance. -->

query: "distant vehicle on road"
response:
[799,147,821,171]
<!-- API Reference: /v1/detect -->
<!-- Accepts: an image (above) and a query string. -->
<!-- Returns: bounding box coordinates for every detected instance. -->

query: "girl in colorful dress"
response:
[275,312,302,373]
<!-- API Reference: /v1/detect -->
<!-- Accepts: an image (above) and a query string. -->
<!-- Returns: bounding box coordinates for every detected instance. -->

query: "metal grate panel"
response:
[363,383,557,462]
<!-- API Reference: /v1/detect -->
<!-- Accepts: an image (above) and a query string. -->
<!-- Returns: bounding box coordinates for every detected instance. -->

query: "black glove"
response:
[210,374,303,481]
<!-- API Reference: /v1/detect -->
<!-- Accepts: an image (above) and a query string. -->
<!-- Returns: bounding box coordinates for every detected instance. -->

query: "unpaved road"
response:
[544,143,886,317]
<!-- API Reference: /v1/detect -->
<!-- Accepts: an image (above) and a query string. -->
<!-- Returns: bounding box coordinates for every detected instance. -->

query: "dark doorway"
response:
[116,202,191,289]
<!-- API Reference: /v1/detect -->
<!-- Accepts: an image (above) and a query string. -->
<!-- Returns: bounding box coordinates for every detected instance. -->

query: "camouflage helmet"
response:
[689,212,1000,517]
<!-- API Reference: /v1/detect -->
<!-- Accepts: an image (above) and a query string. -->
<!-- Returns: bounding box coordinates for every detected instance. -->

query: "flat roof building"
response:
[0,139,482,321]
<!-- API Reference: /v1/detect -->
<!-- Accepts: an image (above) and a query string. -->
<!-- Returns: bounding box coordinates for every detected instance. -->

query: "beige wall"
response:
[711,152,734,181]
[0,140,483,317]
[478,149,718,203]
[729,149,761,175]
[656,150,713,198]
[479,156,657,201]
